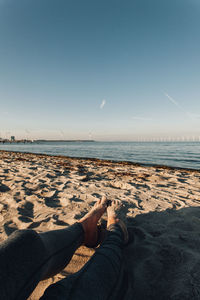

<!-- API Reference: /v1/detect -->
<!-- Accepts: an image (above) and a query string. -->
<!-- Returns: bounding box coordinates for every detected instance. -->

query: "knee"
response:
[3,229,40,252]
[10,229,38,240]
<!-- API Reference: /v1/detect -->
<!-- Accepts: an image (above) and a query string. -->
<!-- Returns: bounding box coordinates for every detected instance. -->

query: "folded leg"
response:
[0,222,84,300]
[40,224,125,300]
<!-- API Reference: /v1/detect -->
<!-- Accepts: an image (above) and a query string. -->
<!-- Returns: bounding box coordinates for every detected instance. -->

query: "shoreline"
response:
[0,149,200,299]
[0,149,199,172]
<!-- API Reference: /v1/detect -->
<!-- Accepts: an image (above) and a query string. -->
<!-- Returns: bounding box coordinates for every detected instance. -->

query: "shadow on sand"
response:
[122,206,200,300]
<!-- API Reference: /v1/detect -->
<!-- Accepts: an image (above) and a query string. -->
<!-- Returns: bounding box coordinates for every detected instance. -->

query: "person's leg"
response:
[0,197,107,300]
[40,200,128,300]
[40,196,108,279]
[0,222,83,300]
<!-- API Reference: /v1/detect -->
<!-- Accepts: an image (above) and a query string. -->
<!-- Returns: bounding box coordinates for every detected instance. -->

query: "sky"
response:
[0,0,200,141]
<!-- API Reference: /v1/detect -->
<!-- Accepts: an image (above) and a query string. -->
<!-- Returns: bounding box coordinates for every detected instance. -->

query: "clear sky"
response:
[0,0,200,141]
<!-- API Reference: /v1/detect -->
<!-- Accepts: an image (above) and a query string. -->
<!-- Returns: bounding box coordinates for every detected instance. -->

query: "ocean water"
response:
[0,141,200,170]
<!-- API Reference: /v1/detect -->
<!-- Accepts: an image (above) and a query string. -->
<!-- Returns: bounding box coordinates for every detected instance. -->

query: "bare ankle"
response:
[107,217,119,228]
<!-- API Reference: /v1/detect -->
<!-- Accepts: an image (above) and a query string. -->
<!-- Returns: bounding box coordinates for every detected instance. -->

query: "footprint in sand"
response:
[52,215,69,226]
[17,201,34,218]
[4,220,18,236]
[0,183,10,192]
[45,198,61,208]
[70,195,84,203]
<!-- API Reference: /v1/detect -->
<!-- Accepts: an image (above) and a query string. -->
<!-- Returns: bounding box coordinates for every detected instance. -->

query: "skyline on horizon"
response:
[1,132,200,142]
[1,0,200,140]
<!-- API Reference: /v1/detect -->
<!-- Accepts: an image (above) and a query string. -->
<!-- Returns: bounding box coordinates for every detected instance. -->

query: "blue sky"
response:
[0,0,200,140]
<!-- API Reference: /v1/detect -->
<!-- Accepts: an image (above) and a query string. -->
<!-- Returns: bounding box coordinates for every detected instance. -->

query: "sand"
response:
[0,150,200,299]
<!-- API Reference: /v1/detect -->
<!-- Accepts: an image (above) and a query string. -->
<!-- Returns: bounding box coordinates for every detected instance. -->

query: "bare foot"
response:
[107,200,129,243]
[107,200,126,227]
[79,196,107,247]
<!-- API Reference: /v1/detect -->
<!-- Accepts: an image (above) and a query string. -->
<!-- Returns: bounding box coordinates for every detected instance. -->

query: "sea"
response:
[0,141,199,170]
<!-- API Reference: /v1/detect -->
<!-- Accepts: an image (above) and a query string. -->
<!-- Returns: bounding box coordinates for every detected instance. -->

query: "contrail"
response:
[164,92,200,120]
[100,99,106,109]
[164,93,180,107]
[163,92,190,116]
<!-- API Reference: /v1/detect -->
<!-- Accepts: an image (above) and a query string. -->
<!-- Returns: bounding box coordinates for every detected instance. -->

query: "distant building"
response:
[11,136,15,142]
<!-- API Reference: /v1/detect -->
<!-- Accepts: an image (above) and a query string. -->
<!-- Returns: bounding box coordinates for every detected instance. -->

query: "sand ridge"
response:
[0,150,200,299]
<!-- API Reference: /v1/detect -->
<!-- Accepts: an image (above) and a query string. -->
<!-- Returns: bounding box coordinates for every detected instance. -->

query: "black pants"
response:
[0,223,125,300]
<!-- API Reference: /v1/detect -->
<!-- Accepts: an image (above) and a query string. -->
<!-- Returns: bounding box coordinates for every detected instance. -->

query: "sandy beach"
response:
[0,150,200,299]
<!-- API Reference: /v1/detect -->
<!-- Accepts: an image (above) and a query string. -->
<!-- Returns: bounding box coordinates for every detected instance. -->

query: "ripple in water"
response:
[0,141,199,169]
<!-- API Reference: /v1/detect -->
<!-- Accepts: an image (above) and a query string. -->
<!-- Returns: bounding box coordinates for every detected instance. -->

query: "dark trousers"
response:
[0,223,125,300]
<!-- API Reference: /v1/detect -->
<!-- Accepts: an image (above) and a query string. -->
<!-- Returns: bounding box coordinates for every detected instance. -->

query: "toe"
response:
[112,200,116,207]
[101,195,107,206]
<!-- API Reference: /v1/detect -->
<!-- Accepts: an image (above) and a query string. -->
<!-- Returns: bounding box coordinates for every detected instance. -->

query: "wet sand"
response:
[0,150,200,299]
